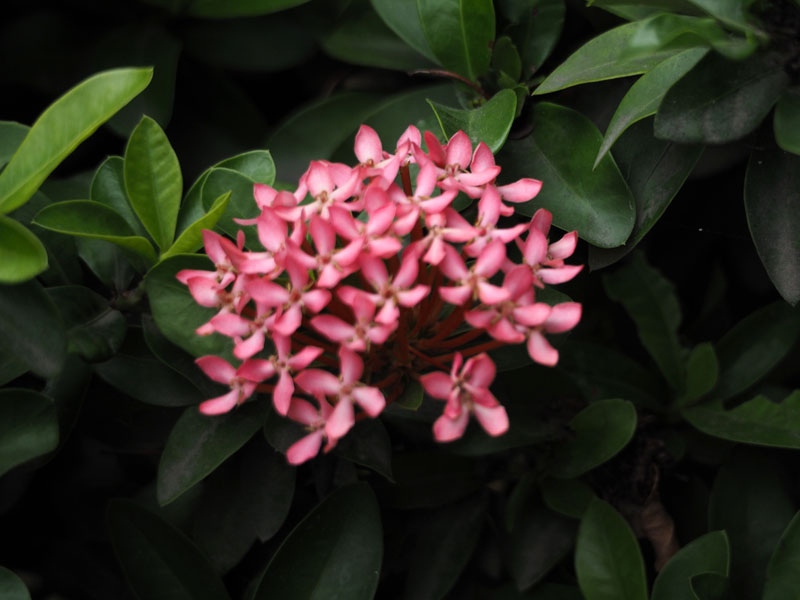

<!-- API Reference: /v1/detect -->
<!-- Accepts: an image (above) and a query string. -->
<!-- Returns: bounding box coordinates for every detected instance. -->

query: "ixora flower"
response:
[177,124,584,464]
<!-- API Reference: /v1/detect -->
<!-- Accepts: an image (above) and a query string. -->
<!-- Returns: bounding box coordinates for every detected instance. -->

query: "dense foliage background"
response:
[1,0,800,599]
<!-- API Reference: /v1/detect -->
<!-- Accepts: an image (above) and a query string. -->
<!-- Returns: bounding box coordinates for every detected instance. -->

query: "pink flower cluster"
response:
[177,125,582,464]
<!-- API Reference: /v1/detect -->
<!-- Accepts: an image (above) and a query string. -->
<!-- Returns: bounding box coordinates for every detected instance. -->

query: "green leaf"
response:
[492,36,522,80]
[0,350,27,386]
[107,500,232,600]
[32,200,156,262]
[162,192,231,260]
[0,280,66,378]
[253,483,382,600]
[395,379,423,410]
[603,253,686,389]
[370,0,438,62]
[764,511,800,600]
[550,399,637,478]
[335,419,394,480]
[588,0,704,20]
[0,389,58,477]
[0,68,152,215]
[500,102,635,248]
[404,495,487,600]
[0,566,31,600]
[709,449,795,600]
[596,48,707,166]
[575,498,648,600]
[534,22,679,95]
[684,0,762,34]
[0,216,48,283]
[505,0,566,75]
[678,342,718,407]
[46,286,127,363]
[0,122,29,169]
[185,0,311,18]
[540,478,596,518]
[200,169,260,247]
[651,531,729,600]
[745,147,800,305]
[774,87,800,155]
[417,0,496,82]
[655,51,789,144]
[589,118,703,269]
[124,116,182,251]
[428,89,517,153]
[76,238,137,293]
[157,401,264,505]
[91,156,149,237]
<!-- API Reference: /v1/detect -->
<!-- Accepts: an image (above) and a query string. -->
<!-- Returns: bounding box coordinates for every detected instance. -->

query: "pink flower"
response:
[285,397,336,464]
[438,239,509,305]
[195,356,263,415]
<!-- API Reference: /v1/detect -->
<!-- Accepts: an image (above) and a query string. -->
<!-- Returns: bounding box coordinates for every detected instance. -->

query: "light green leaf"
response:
[91,156,149,237]
[428,89,517,152]
[124,116,182,251]
[0,122,29,169]
[0,566,31,600]
[162,192,231,260]
[370,0,438,62]
[774,87,800,155]
[0,216,48,283]
[534,22,679,95]
[186,0,311,18]
[0,68,153,214]
[0,389,58,477]
[651,531,729,600]
[32,200,156,262]
[764,511,800,600]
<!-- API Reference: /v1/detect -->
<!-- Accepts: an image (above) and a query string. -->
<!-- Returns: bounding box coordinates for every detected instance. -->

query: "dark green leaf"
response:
[124,116,182,251]
[157,401,264,505]
[417,0,495,81]
[335,419,394,481]
[588,0,704,21]
[764,511,800,600]
[200,169,260,246]
[253,483,382,600]
[677,342,718,407]
[500,102,635,248]
[395,379,423,410]
[0,68,153,214]
[43,353,91,451]
[186,0,311,18]
[0,389,58,477]
[506,0,565,75]
[603,253,687,389]
[708,449,795,600]
[428,89,517,153]
[651,531,729,600]
[0,122,29,169]
[691,573,729,600]
[492,36,522,80]
[107,499,231,600]
[575,498,648,600]
[163,192,231,259]
[550,399,637,478]
[370,0,437,62]
[534,22,679,95]
[0,566,31,600]
[774,87,800,155]
[91,156,149,237]
[46,285,127,363]
[745,147,800,305]
[655,51,789,144]
[0,280,66,378]
[0,350,27,386]
[32,200,156,262]
[684,0,762,34]
[75,238,136,293]
[0,216,48,283]
[540,478,596,518]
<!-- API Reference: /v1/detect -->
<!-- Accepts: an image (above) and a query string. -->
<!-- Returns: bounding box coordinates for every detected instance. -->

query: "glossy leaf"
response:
[157,401,264,505]
[428,89,516,153]
[500,102,635,248]
[76,238,137,293]
[0,389,58,477]
[684,0,762,33]
[603,253,686,390]
[534,22,678,95]
[417,0,495,82]
[651,531,729,600]
[655,51,789,144]
[253,483,382,600]
[200,169,261,246]
[550,399,637,478]
[589,118,703,269]
[0,216,48,283]
[370,0,437,62]
[492,36,522,80]
[124,116,182,251]
[0,122,29,169]
[0,566,31,600]
[0,68,152,215]
[186,0,310,17]
[0,280,66,378]
[162,192,230,260]
[764,511,800,600]
[505,0,565,75]
[575,498,648,600]
[32,200,156,262]
[595,48,707,166]
[774,87,800,155]
[540,478,596,519]
[107,500,231,600]
[91,156,148,237]
[745,147,800,306]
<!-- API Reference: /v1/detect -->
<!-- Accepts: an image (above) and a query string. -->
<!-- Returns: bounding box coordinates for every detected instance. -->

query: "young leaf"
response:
[157,401,265,505]
[0,68,153,215]
[651,531,729,600]
[499,102,635,248]
[534,22,678,95]
[774,87,800,155]
[428,89,517,152]
[185,0,311,18]
[764,511,800,600]
[32,200,156,262]
[0,389,58,477]
[107,500,232,600]
[417,0,495,82]
[161,191,231,260]
[0,566,31,600]
[0,216,48,283]
[575,498,648,600]
[0,122,29,169]
[124,116,182,251]
[655,51,789,144]
[91,156,149,237]
[745,147,800,306]
[370,0,438,62]
[253,483,382,600]
[550,399,637,478]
